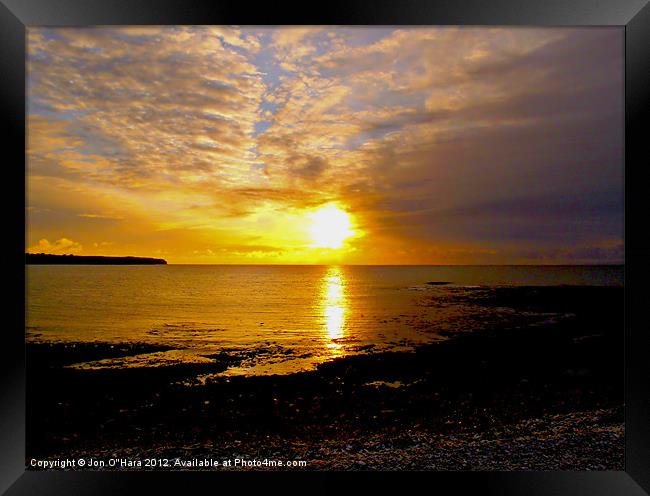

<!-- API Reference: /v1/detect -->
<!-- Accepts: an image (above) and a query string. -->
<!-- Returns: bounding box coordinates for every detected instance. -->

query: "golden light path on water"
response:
[321,266,347,355]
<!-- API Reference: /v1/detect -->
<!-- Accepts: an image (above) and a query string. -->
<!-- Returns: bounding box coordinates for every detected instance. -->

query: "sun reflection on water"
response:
[321,266,347,354]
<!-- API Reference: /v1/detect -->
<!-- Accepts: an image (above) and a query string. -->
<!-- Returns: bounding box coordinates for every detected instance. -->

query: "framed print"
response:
[2,0,650,494]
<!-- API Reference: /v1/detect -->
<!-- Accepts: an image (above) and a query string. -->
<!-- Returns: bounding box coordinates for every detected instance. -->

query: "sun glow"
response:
[308,204,354,249]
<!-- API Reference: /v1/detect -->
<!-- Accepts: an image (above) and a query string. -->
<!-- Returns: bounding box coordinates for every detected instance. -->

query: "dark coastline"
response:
[26,286,623,470]
[26,253,167,265]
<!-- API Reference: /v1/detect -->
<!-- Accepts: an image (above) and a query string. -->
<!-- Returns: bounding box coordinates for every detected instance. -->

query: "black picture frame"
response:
[2,0,649,494]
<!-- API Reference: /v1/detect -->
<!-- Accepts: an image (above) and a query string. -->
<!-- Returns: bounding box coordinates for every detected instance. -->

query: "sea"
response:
[26,265,623,376]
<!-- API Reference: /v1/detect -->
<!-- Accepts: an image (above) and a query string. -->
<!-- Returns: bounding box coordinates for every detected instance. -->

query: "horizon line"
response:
[24,253,624,267]
[161,262,625,266]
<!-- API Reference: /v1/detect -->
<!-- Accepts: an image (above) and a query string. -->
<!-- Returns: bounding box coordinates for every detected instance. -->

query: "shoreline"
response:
[26,285,623,470]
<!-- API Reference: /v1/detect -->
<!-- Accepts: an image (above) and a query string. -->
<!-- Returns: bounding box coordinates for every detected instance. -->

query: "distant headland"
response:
[26,253,167,265]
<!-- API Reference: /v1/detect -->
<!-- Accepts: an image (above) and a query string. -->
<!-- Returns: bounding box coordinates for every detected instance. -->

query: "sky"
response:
[26,26,624,264]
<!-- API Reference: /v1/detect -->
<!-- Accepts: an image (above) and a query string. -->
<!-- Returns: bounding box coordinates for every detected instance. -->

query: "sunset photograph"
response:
[26,26,624,470]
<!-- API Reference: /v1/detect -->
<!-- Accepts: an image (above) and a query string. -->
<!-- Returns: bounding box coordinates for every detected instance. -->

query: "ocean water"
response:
[26,265,623,376]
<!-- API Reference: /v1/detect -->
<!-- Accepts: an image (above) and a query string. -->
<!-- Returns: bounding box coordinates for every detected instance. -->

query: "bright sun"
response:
[309,204,354,249]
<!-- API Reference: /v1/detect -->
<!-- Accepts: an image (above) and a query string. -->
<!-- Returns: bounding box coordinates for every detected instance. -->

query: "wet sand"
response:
[26,286,623,470]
